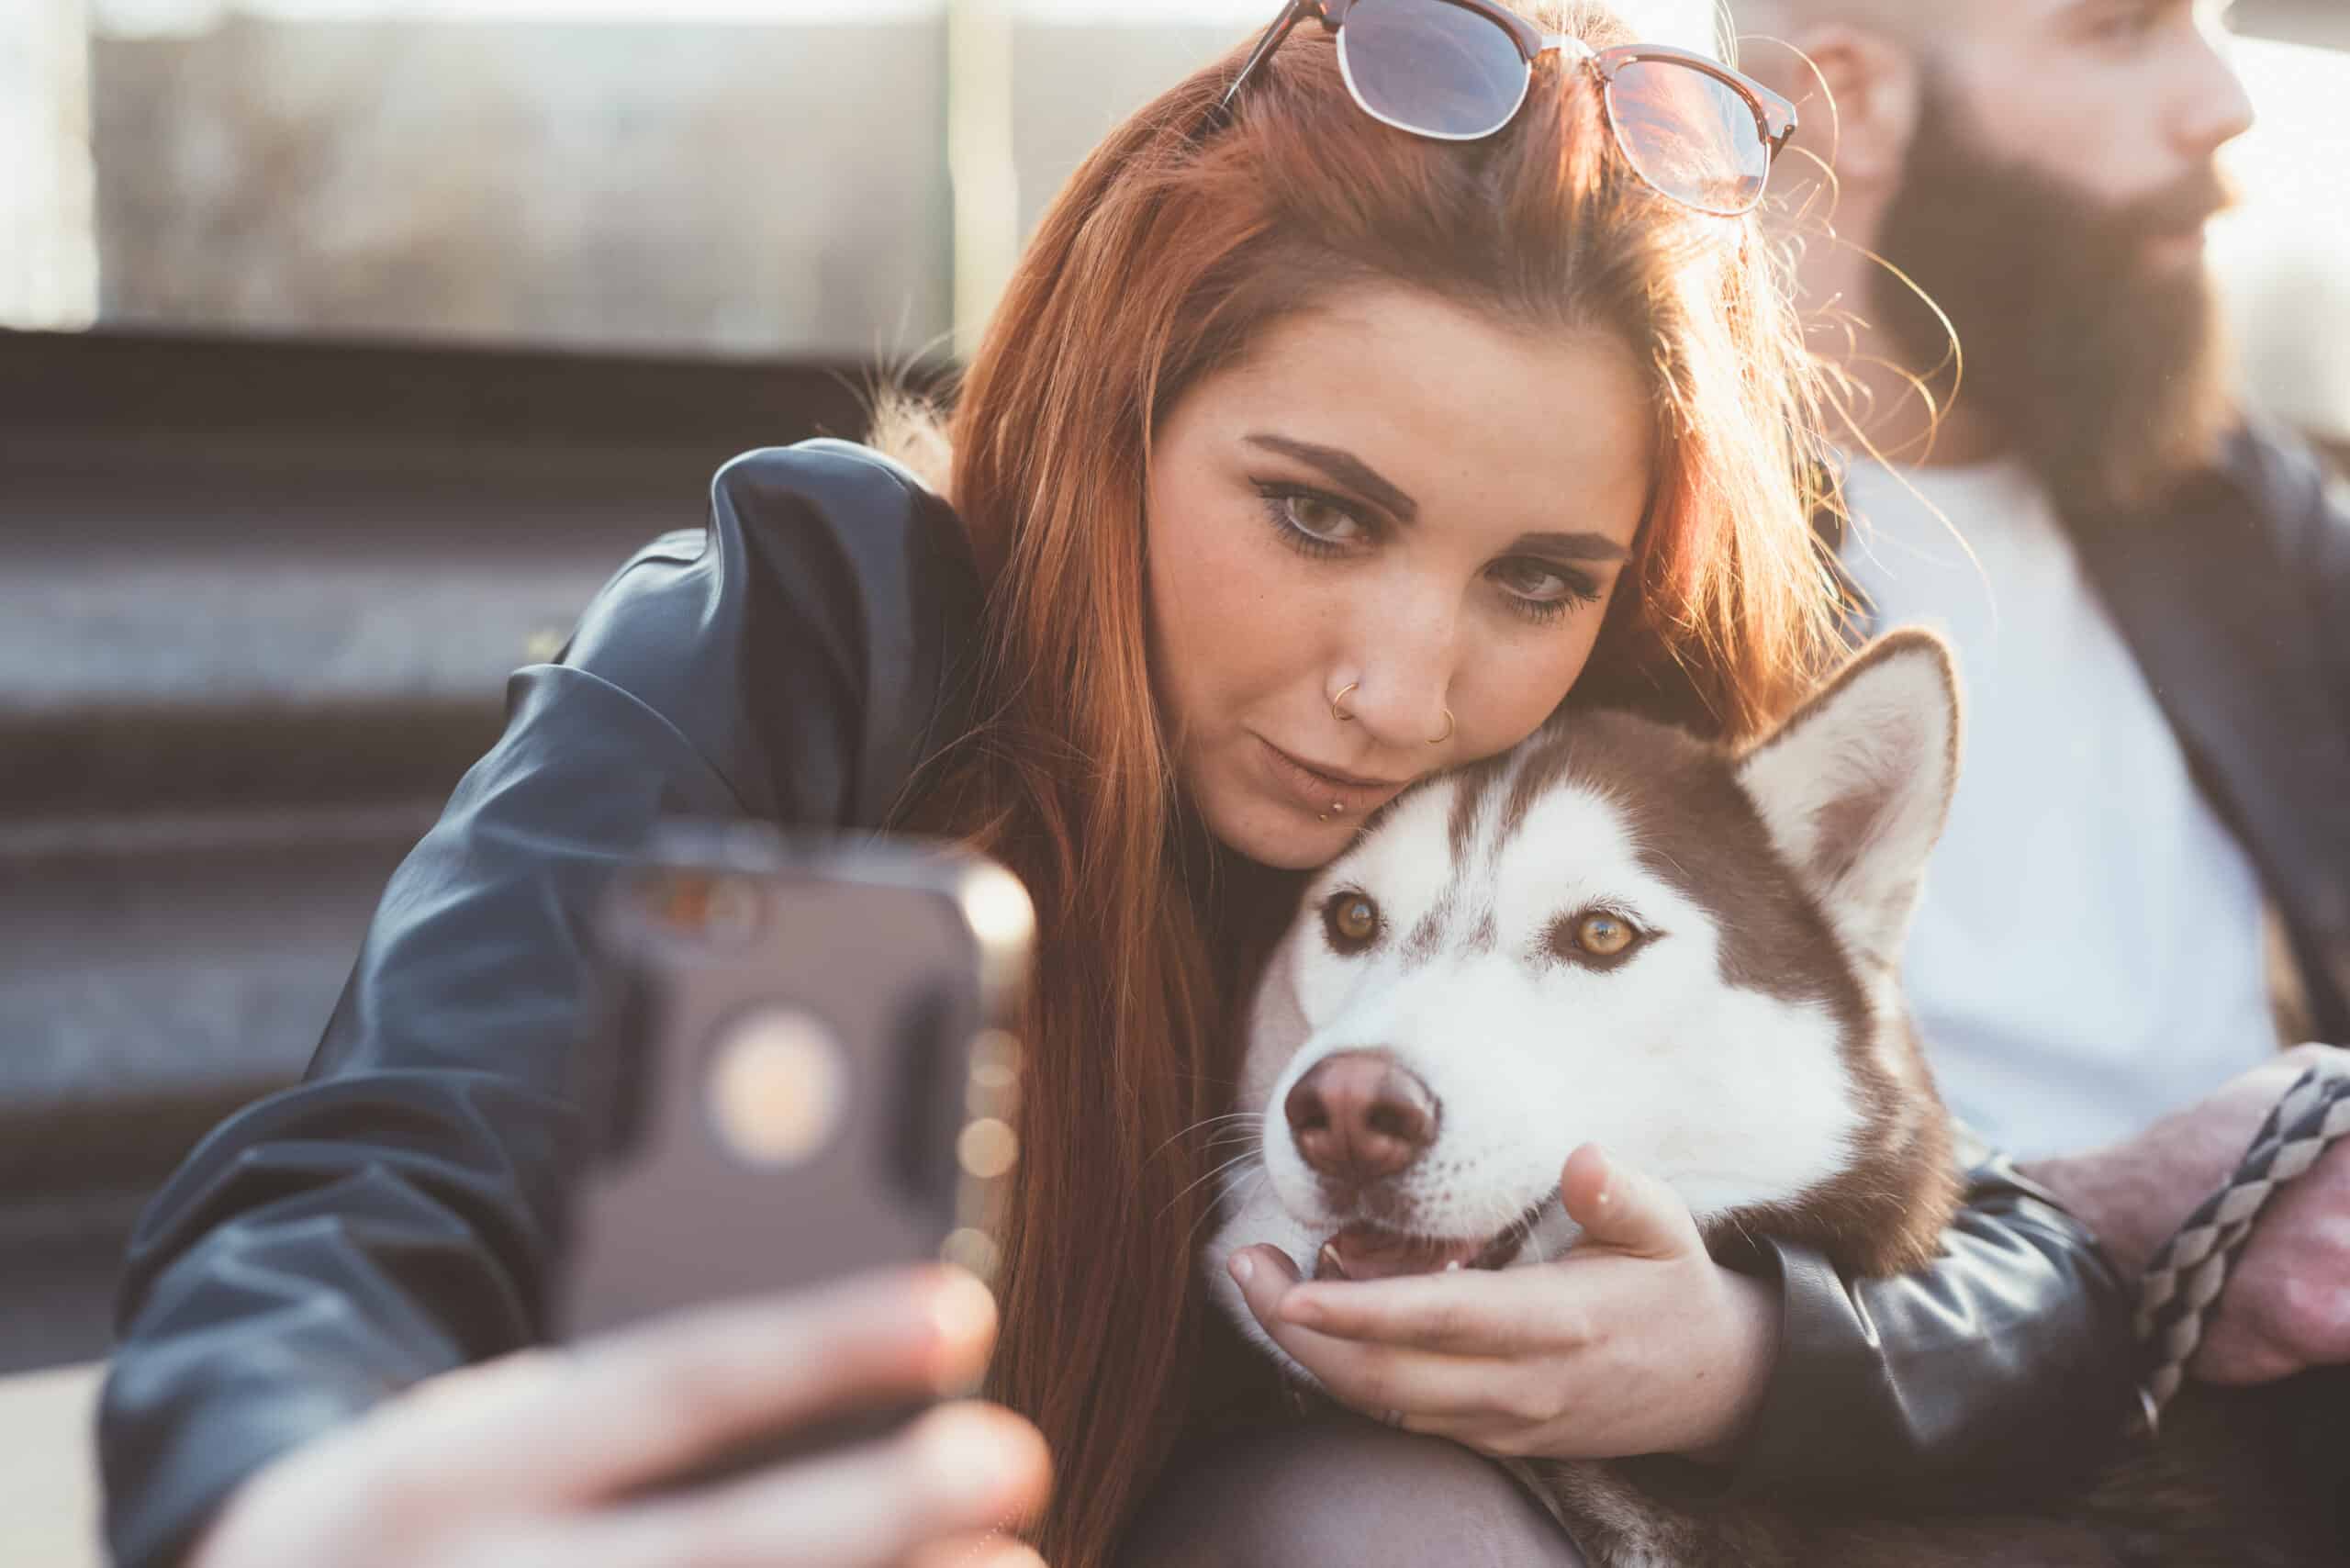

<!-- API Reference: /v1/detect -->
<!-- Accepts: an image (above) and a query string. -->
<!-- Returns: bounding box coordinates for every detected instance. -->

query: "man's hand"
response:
[2021,1042,2350,1385]
[1222,1144,1782,1463]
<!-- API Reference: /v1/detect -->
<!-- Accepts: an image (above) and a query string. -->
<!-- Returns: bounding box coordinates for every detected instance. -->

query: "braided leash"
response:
[2132,1056,2350,1434]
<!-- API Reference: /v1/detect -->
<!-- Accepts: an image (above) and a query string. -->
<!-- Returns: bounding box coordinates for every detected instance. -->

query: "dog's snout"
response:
[1285,1050,1438,1187]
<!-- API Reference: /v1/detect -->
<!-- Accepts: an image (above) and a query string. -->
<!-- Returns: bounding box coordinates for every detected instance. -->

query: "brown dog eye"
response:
[1324,892,1382,952]
[1576,913,1634,957]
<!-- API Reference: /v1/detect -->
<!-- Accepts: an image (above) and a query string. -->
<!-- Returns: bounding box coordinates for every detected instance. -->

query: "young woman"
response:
[100,6,2142,1567]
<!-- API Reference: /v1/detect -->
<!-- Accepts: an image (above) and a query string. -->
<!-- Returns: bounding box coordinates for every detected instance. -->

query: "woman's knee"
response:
[1117,1411,1588,1568]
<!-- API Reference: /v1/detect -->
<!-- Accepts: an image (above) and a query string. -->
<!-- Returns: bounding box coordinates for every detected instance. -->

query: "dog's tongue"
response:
[1316,1222,1484,1281]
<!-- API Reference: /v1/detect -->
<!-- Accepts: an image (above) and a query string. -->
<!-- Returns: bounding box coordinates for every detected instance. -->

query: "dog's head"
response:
[1205,631,1964,1375]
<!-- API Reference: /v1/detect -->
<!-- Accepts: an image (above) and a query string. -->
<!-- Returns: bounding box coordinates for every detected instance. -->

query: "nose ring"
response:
[1428,708,1455,746]
[1329,682,1359,723]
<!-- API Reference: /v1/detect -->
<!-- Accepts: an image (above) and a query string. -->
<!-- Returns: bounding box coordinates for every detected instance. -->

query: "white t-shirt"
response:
[1836,455,2280,1159]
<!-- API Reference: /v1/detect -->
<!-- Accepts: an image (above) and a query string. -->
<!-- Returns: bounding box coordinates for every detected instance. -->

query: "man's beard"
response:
[1870,81,2238,521]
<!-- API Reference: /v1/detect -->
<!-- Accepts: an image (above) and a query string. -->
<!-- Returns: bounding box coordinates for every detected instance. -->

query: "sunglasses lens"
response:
[1339,0,1528,140]
[1605,57,1771,215]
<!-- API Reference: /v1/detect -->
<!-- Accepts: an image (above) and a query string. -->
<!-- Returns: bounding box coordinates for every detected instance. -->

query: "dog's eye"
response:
[1575,913,1635,957]
[1549,908,1647,969]
[1323,892,1382,952]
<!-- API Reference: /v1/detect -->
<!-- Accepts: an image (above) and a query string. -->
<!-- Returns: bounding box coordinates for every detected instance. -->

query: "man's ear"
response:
[1736,631,1961,972]
[1743,22,1921,189]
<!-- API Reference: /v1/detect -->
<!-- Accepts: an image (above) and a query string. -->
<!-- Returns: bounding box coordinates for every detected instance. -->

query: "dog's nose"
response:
[1285,1050,1438,1187]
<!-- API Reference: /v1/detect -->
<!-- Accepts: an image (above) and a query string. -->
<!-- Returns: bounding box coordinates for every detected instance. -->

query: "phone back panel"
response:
[555,833,1025,1342]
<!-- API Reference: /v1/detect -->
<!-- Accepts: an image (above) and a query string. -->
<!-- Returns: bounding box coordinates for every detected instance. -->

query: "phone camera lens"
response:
[642,870,765,948]
[704,1007,845,1167]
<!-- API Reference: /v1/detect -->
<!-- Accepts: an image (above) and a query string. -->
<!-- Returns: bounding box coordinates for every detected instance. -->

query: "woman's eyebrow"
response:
[1514,530,1629,562]
[1246,434,1626,560]
[1245,433,1417,521]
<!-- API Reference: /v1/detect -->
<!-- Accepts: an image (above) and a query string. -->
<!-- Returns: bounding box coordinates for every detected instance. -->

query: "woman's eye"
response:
[1491,558,1602,620]
[1494,559,1583,603]
[1277,490,1364,544]
[1323,891,1382,953]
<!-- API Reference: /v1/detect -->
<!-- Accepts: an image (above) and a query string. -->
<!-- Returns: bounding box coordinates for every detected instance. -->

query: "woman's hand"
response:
[1225,1144,1780,1464]
[188,1264,1052,1568]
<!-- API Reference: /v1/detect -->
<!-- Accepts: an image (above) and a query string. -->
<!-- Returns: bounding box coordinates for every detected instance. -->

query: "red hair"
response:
[885,6,1843,1563]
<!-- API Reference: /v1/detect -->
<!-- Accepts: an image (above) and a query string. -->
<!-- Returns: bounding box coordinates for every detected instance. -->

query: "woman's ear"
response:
[1749,22,1922,192]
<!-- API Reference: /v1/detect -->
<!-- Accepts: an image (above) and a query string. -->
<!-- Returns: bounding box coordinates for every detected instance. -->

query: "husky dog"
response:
[1204,631,2318,1567]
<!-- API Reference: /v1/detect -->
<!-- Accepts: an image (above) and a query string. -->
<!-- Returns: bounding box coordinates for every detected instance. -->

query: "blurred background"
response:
[0,0,2344,1403]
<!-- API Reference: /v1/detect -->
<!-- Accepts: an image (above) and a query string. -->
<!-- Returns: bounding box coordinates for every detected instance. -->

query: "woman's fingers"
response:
[386,1264,998,1503]
[190,1270,1049,1568]
[1273,1261,1584,1355]
[584,1399,1050,1568]
[1560,1144,1702,1261]
[1288,1339,1539,1424]
[897,1530,1050,1568]
[1228,1247,1529,1417]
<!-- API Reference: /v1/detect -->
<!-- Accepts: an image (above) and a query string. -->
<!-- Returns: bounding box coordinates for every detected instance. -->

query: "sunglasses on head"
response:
[1209,0,1799,218]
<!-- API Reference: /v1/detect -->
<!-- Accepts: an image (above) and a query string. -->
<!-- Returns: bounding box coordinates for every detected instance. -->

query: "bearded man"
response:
[1744,0,2348,1539]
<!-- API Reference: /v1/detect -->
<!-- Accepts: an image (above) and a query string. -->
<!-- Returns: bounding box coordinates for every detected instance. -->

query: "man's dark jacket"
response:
[2055,419,2350,1038]
[95,440,2150,1568]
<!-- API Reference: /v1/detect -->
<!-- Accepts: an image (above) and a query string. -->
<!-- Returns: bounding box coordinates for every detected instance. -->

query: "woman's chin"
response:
[1198,792,1352,870]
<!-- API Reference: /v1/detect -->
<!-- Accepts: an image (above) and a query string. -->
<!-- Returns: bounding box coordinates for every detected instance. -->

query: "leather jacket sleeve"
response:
[1713,1129,2141,1505]
[95,441,979,1568]
[97,440,2135,1567]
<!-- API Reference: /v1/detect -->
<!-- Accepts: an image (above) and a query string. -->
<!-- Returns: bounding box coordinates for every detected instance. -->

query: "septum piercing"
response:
[1429,708,1456,746]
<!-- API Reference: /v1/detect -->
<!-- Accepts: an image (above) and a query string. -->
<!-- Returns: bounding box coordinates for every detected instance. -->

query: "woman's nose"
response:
[1341,588,1459,750]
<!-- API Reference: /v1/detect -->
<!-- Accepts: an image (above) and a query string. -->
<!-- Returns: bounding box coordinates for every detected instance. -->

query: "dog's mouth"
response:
[1314,1198,1549,1282]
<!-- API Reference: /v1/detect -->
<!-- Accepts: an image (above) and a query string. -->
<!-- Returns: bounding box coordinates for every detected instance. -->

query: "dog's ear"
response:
[1736,630,1961,970]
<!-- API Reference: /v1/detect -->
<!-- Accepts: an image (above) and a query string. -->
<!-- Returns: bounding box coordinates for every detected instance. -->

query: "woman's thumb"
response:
[1560,1143,1702,1260]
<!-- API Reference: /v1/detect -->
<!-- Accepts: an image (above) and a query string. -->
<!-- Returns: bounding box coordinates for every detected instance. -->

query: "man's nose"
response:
[1285,1049,1439,1189]
[2171,27,2256,160]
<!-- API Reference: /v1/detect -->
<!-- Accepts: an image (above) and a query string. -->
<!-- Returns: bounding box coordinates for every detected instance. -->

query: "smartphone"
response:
[553,822,1033,1487]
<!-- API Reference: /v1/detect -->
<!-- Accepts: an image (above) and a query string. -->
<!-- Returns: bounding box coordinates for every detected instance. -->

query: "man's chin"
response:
[2143,229,2209,275]
[1871,82,2238,518]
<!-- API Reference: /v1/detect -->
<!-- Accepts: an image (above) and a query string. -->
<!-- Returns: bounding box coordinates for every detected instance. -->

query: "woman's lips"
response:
[1256,736,1409,817]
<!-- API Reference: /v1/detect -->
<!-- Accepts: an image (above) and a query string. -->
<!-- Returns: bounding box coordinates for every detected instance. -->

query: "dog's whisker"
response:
[1183,1163,1270,1254]
[1527,1198,1560,1266]
[1181,1162,1271,1254]
[1156,1148,1266,1225]
[1147,1111,1265,1164]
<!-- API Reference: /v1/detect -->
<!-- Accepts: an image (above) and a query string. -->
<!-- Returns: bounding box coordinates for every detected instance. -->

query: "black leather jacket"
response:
[96,440,2141,1568]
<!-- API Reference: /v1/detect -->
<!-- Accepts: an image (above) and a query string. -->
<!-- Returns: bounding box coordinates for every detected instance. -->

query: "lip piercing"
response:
[1329,682,1359,722]
[1316,800,1346,824]
[1429,708,1455,746]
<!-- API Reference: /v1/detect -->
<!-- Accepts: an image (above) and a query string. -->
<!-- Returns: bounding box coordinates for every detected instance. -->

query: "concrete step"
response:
[0,801,452,1372]
[0,800,441,1194]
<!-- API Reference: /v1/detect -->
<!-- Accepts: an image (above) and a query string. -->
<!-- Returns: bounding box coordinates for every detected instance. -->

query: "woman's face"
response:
[1146,284,1657,871]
